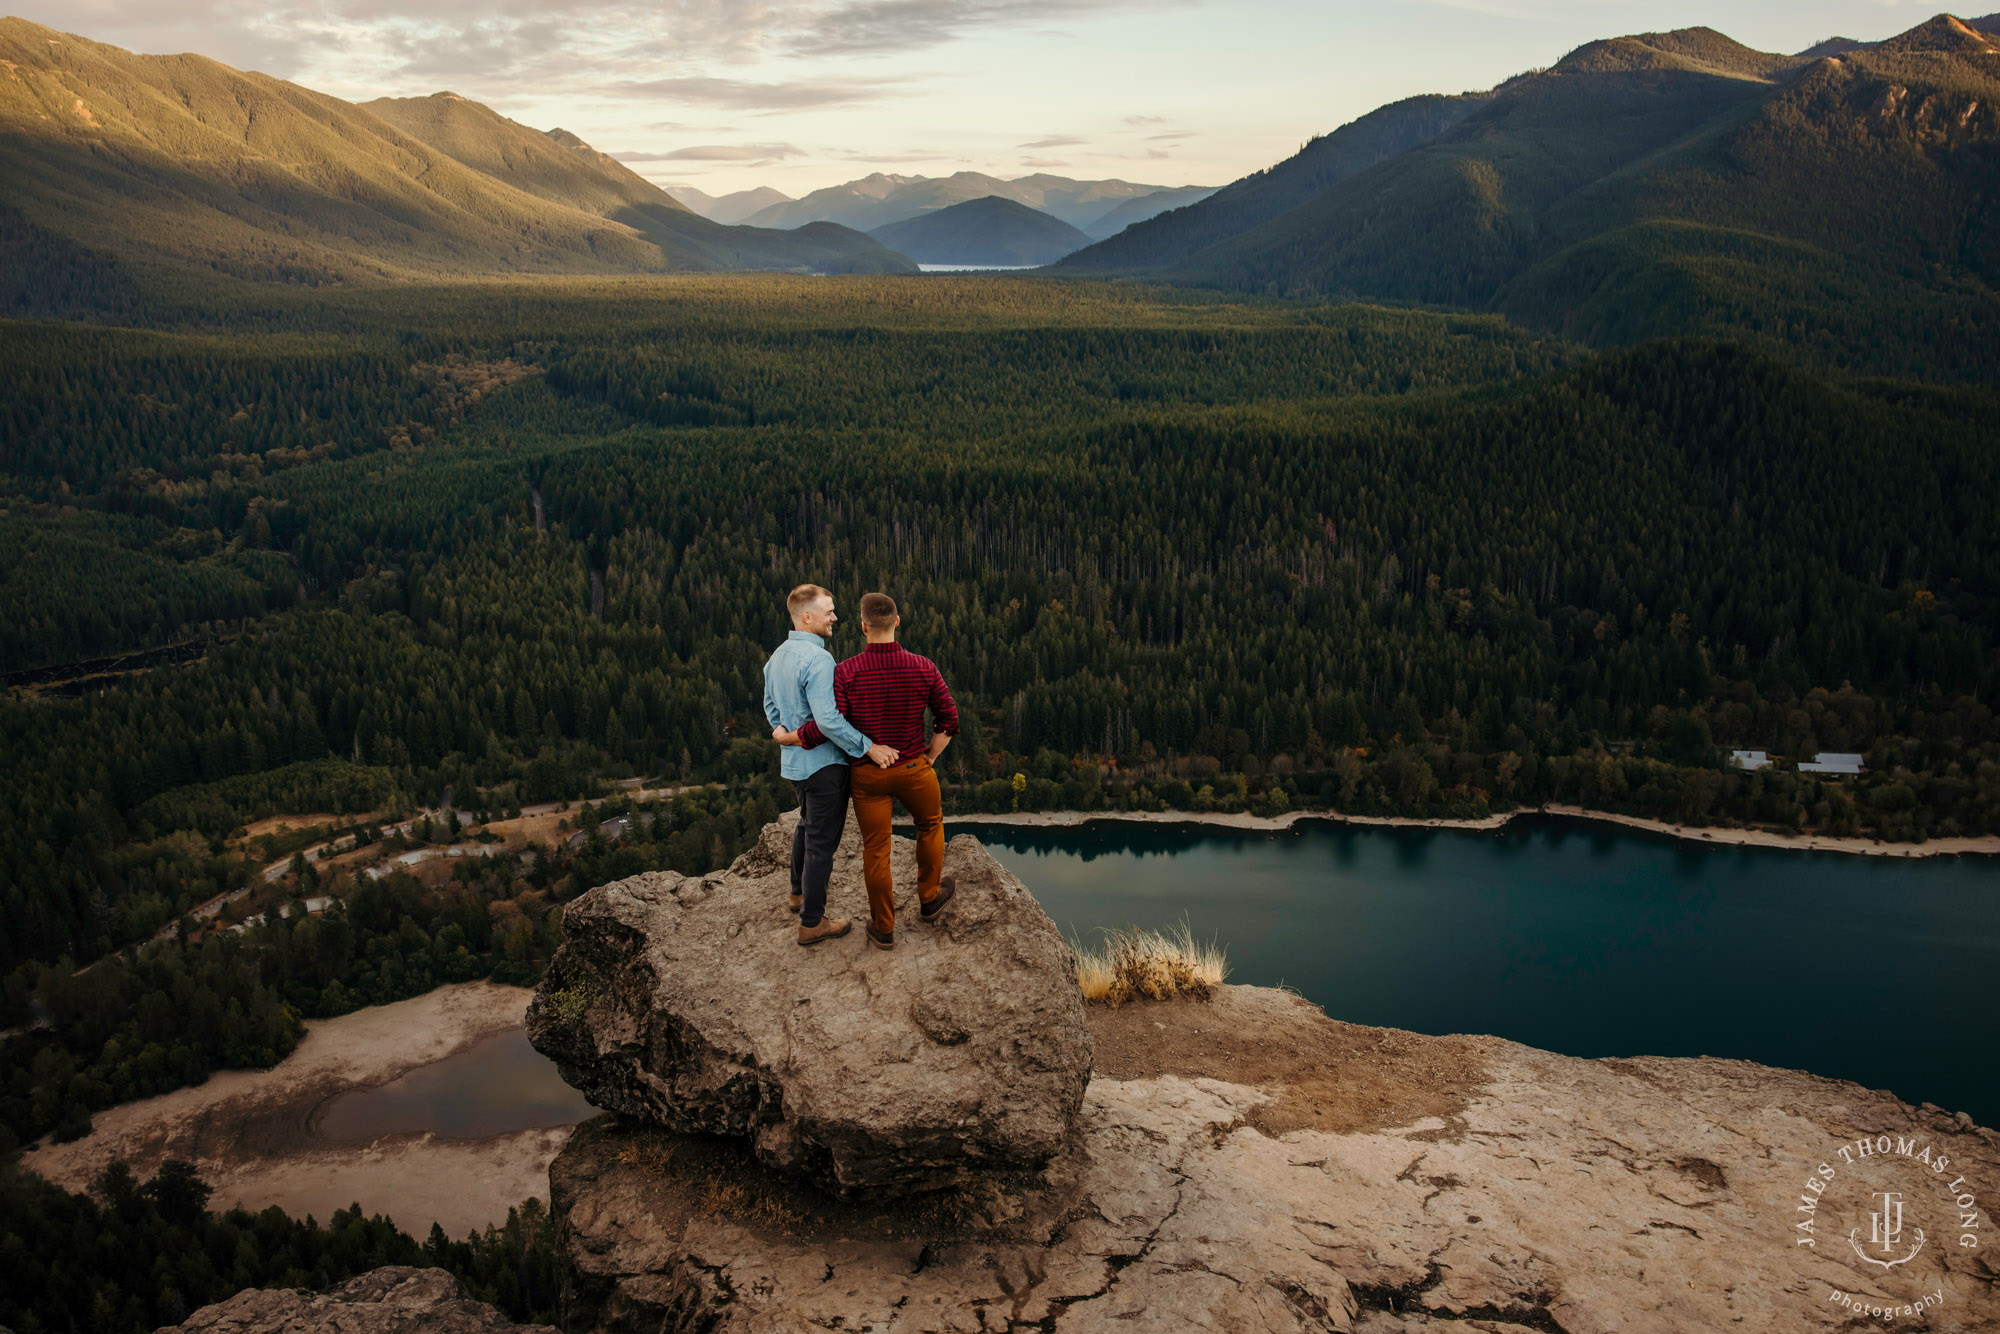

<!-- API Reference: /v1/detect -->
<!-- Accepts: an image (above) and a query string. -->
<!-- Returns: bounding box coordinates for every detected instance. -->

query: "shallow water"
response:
[314,1029,595,1141]
[962,815,2000,1126]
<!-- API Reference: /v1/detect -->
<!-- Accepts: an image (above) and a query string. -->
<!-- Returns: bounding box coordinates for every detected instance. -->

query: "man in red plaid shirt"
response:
[777,592,960,949]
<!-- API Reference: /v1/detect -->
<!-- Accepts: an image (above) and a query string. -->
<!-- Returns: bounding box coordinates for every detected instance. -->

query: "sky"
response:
[11,0,1973,199]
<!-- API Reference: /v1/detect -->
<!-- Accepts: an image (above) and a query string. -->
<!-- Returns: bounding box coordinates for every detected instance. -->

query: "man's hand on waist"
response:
[865,743,900,768]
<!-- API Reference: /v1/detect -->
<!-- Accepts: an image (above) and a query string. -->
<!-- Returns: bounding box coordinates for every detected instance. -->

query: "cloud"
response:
[621,143,807,161]
[20,0,1171,95]
[598,74,910,111]
[1146,131,1192,141]
[1123,114,1168,125]
[1018,156,1069,167]
[841,150,953,162]
[790,0,1163,57]
[1020,135,1084,148]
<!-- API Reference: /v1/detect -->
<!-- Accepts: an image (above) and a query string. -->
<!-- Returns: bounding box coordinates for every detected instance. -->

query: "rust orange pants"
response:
[849,755,944,936]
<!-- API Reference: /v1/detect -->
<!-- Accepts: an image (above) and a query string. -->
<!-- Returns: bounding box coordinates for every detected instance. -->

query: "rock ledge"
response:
[156,1266,555,1333]
[552,985,2000,1333]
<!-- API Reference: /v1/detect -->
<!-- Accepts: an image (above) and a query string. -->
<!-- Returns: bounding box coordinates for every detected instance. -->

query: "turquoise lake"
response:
[961,816,2000,1128]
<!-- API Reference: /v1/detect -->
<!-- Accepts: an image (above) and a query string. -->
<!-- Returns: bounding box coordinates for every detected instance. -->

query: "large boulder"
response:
[527,814,1092,1197]
[156,1267,555,1333]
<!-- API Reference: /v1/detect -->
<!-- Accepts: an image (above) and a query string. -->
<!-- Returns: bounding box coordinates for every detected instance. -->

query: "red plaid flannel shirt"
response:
[796,642,959,763]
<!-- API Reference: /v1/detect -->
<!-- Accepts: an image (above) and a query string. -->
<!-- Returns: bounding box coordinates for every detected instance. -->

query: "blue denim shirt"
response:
[763,631,871,780]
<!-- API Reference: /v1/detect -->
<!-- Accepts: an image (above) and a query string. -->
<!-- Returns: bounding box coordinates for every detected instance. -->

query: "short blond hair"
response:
[788,584,832,619]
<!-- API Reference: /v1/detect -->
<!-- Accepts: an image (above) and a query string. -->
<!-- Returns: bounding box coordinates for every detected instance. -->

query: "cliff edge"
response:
[523,819,1997,1330]
[552,981,1999,1330]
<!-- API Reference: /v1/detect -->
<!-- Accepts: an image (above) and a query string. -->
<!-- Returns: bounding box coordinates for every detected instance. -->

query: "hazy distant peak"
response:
[664,184,794,224]
[736,168,1186,231]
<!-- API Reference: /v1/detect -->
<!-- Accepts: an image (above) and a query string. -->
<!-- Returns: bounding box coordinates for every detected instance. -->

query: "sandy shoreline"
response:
[20,981,575,1239]
[947,802,2000,858]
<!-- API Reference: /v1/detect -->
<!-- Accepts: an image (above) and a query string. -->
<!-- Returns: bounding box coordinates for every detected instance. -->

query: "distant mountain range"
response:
[728,172,1215,238]
[0,18,913,301]
[661,184,793,226]
[7,7,1995,358]
[1075,185,1219,241]
[869,196,1094,267]
[1060,13,2000,375]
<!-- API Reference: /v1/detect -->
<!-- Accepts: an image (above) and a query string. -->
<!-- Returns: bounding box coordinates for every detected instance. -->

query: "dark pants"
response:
[790,763,851,926]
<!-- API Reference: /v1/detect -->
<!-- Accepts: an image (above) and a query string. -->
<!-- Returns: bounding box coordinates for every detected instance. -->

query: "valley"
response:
[2,8,1998,1333]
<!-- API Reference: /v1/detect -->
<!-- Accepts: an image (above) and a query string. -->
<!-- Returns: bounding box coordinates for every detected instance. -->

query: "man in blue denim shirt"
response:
[763,583,900,945]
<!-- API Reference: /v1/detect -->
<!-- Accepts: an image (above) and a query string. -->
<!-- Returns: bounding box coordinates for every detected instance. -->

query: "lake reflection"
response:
[963,815,2000,1126]
[315,1029,596,1141]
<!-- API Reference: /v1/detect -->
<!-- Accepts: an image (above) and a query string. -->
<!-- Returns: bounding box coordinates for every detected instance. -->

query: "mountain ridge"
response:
[0,20,915,303]
[742,170,1206,233]
[868,195,1093,266]
[1058,92,1492,275]
[665,183,794,225]
[1062,13,2000,378]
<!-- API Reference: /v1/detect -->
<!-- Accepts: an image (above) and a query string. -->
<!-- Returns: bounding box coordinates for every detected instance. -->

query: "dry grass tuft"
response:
[617,1134,805,1229]
[616,1137,680,1175]
[696,1176,805,1228]
[1068,919,1229,1006]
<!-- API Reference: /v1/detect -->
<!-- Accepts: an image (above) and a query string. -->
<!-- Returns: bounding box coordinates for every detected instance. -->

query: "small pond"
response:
[314,1029,596,1141]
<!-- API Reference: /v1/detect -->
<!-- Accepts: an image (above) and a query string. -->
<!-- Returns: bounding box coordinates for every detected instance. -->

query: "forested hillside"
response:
[0,1154,562,1331]
[1058,92,1491,273]
[1063,15,2000,378]
[0,18,912,308]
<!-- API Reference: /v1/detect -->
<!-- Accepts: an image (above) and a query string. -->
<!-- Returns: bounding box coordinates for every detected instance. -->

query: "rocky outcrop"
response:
[551,985,2000,1333]
[156,1267,555,1333]
[528,815,1092,1197]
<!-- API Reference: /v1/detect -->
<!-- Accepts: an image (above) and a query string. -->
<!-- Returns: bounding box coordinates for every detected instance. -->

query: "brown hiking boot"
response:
[919,875,957,923]
[798,916,851,946]
[788,892,804,914]
[866,926,895,951]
